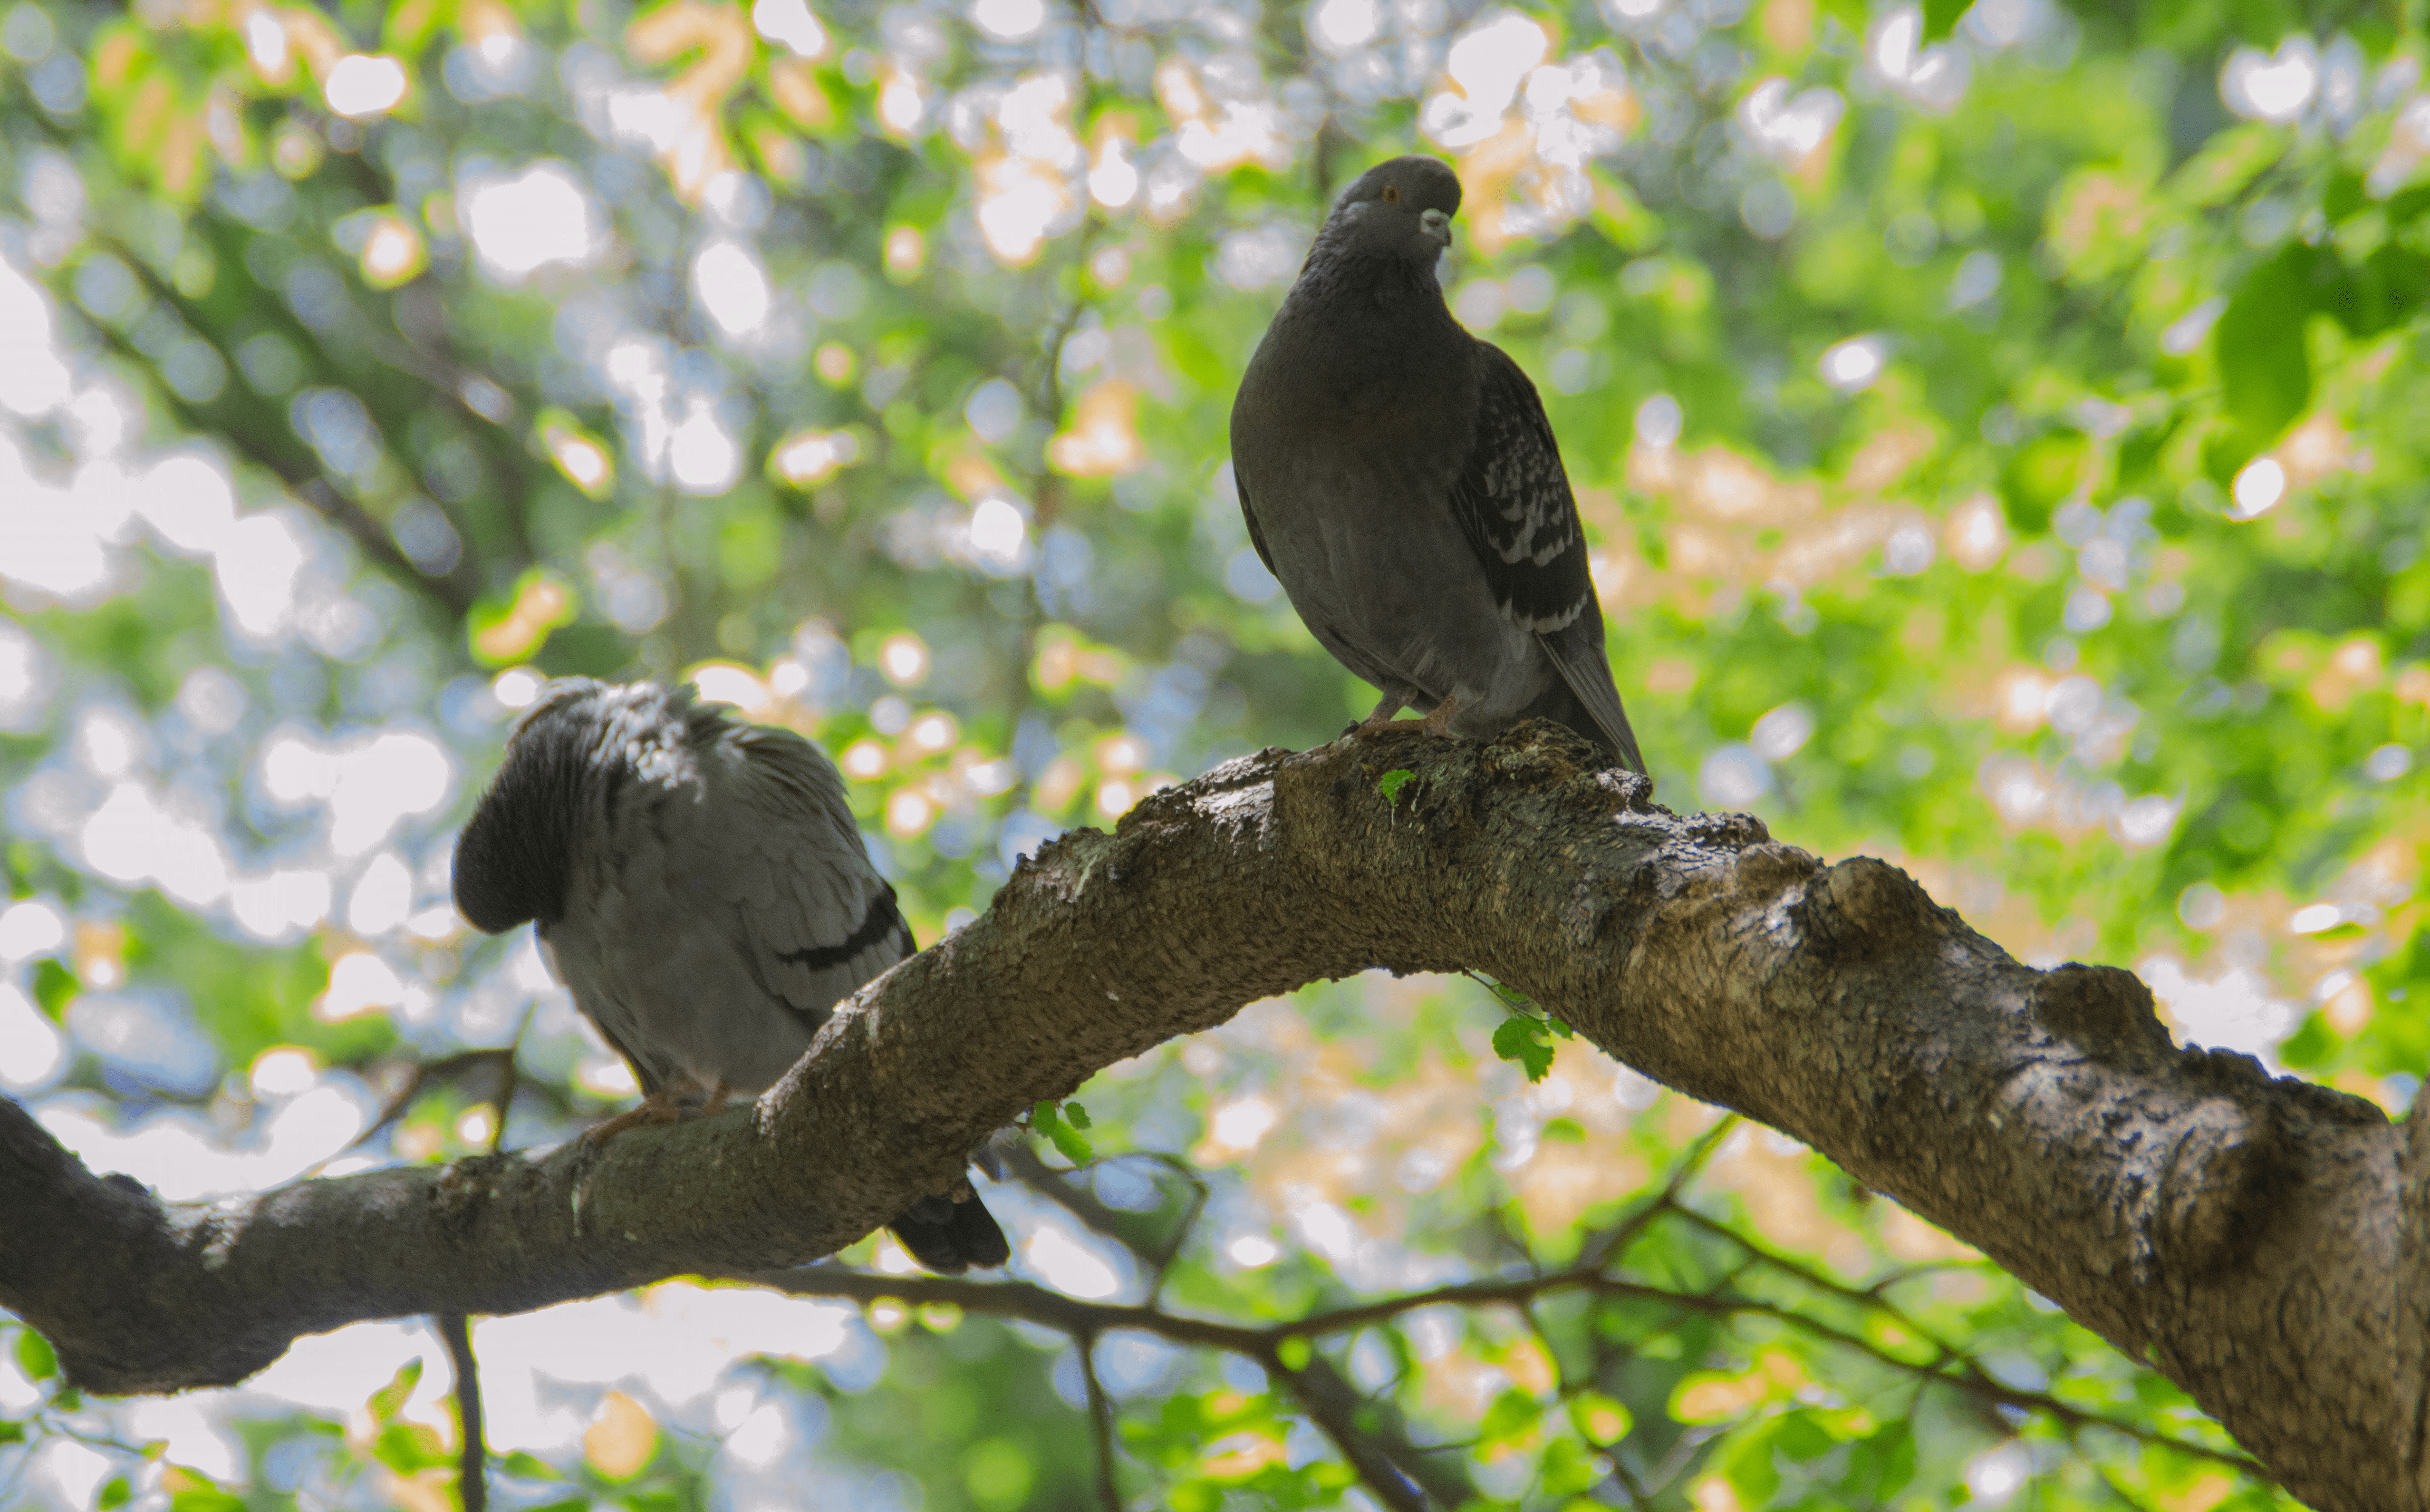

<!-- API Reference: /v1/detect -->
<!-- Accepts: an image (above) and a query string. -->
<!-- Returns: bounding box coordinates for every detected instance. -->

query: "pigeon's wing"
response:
[715,724,915,1032]
[720,722,1012,1274]
[1444,342,1595,634]
[1448,343,1647,773]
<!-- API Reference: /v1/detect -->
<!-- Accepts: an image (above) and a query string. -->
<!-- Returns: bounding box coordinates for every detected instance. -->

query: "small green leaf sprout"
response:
[1032,1099,1094,1165]
[1468,970,1571,1083]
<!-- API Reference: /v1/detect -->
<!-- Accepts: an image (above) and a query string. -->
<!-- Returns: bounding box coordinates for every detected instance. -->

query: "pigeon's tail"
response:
[889,1191,1012,1274]
[1531,626,1649,779]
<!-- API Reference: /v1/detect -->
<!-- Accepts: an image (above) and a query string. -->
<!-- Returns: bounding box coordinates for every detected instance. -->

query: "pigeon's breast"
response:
[1245,431,1541,711]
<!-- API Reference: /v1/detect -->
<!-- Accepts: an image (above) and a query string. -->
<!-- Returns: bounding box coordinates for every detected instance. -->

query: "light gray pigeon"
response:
[452,677,1009,1274]
[1230,154,1648,776]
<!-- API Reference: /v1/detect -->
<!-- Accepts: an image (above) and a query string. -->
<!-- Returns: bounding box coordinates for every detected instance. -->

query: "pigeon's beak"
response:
[1421,208,1452,246]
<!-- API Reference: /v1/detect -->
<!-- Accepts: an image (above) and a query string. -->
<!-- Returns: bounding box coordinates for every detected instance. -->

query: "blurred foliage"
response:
[0,0,2420,1504]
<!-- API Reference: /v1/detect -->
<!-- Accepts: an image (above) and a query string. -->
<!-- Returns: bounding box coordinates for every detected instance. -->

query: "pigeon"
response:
[1229,154,1648,776]
[452,677,1010,1274]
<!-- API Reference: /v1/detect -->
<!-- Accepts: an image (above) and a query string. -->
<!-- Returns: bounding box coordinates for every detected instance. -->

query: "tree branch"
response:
[0,725,2402,1508]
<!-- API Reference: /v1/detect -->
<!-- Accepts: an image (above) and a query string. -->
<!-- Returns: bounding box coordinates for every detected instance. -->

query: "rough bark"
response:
[0,724,2408,1510]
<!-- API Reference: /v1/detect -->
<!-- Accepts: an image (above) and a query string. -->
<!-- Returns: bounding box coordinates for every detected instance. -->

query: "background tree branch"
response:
[0,724,2405,1510]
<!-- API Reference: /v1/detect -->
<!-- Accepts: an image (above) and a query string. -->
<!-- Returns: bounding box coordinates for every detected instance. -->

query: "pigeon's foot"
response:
[1351,687,1462,741]
[1420,693,1463,739]
[580,1093,684,1151]
[1354,685,1422,735]
[580,1079,732,1151]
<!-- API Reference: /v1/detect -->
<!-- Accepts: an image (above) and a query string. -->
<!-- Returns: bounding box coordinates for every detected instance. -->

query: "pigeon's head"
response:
[1322,155,1462,263]
[452,677,632,934]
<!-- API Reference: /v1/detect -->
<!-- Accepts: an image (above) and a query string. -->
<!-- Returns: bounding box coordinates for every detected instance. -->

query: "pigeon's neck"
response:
[1290,246,1449,321]
[1271,251,1462,387]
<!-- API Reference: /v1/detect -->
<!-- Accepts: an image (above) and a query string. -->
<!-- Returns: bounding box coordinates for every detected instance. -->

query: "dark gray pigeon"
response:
[1230,154,1648,775]
[452,677,1010,1274]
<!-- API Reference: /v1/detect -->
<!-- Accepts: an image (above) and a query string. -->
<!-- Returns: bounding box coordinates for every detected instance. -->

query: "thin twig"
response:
[2092,1456,2164,1511]
[1263,1345,1432,1512]
[1665,1203,1969,1370]
[485,1007,533,1156]
[1862,1257,1997,1297]
[998,1140,1138,1243]
[724,1244,2265,1484]
[349,1049,519,1154]
[1077,1330,1123,1512]
[998,1144,1209,1302]
[59,247,486,618]
[436,1312,485,1512]
[1578,1112,1738,1271]
[733,1268,1447,1507]
[1604,1446,1656,1510]
[487,1055,517,1156]
[1145,1165,1209,1302]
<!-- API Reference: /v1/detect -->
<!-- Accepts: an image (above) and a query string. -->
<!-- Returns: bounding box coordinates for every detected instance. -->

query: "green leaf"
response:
[467,569,577,666]
[2300,920,2371,942]
[1723,1428,1781,1506]
[1377,768,1414,806]
[1569,1391,1632,1443]
[1063,1101,1091,1130]
[382,0,453,61]
[1998,432,2087,536]
[0,1420,23,1444]
[1275,1335,1311,1371]
[1492,1015,1555,1083]
[374,1422,444,1473]
[1033,1100,1094,1166]
[2275,1012,2337,1069]
[2215,245,2318,462]
[1772,1408,1836,1461]
[1048,1123,1093,1165]
[1845,1421,1917,1499]
[15,1328,57,1381]
[1480,1387,1541,1443]
[1586,166,1662,251]
[31,958,75,1021]
[99,1478,131,1510]
[1920,0,1970,43]
[2168,124,2289,209]
[368,1359,421,1422]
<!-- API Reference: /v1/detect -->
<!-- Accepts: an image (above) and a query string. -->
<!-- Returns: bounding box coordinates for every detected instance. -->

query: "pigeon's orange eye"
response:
[1382,184,1401,203]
